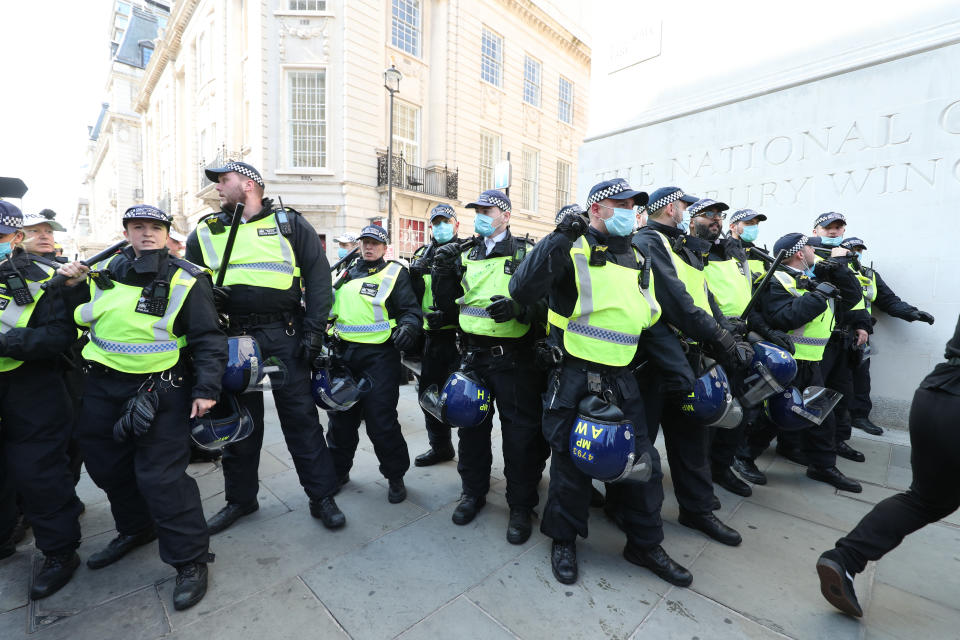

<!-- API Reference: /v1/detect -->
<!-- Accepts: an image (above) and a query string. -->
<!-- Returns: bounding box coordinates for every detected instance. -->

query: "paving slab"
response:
[862,582,960,640]
[685,501,865,639]
[0,549,32,613]
[635,588,789,639]
[169,577,348,640]
[872,520,960,610]
[884,444,912,490]
[200,477,290,523]
[74,472,109,509]
[397,596,517,640]
[835,437,891,487]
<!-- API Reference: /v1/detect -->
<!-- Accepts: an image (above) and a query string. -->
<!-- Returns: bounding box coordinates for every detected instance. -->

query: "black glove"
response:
[761,329,796,355]
[713,328,753,371]
[811,282,840,300]
[725,317,749,338]
[113,390,159,442]
[555,210,589,241]
[425,309,450,330]
[433,243,462,270]
[212,285,231,312]
[913,310,935,325]
[0,333,7,357]
[813,258,842,277]
[301,331,325,363]
[392,324,418,353]
[486,295,521,323]
[408,256,427,277]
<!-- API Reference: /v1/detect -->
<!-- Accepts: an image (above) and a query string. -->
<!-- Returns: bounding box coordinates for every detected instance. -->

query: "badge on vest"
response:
[257,228,278,236]
[589,246,608,267]
[360,282,379,297]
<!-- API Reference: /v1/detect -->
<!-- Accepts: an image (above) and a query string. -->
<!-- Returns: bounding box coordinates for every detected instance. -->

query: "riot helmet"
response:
[419,370,493,429]
[569,395,652,483]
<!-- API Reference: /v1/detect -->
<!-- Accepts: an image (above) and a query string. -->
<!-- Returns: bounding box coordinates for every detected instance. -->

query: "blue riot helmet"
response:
[312,362,371,412]
[190,394,254,451]
[764,386,843,431]
[419,371,493,429]
[740,341,798,407]
[680,363,744,429]
[569,395,652,483]
[221,335,263,393]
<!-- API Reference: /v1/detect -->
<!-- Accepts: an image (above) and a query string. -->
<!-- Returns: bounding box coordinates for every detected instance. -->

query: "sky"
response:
[0,1,112,222]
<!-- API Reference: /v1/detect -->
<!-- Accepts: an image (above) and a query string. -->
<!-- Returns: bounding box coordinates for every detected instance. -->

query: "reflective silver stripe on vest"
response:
[335,321,392,333]
[91,335,181,354]
[0,265,54,332]
[460,305,491,318]
[197,224,222,271]
[791,336,830,346]
[225,262,295,275]
[565,322,640,345]
[773,272,835,339]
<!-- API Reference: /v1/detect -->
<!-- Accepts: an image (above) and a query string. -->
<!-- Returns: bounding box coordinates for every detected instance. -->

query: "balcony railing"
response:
[199,146,244,188]
[377,152,458,200]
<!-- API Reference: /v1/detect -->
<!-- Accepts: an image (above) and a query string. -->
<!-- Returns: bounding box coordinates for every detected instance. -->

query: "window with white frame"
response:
[287,70,327,168]
[523,55,541,107]
[479,130,501,191]
[398,217,426,258]
[521,147,539,211]
[288,0,326,10]
[392,101,420,165]
[556,159,571,207]
[558,76,573,124]
[480,27,503,87]
[391,0,421,57]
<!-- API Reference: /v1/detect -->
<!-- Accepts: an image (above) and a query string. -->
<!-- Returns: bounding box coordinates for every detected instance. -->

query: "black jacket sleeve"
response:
[293,214,333,335]
[430,255,465,324]
[178,273,227,399]
[509,231,572,306]
[760,280,829,331]
[815,258,862,316]
[385,267,423,332]
[872,271,918,320]
[1,288,78,362]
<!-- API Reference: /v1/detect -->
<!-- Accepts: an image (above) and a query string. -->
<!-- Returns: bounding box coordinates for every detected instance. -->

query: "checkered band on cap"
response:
[0,214,22,230]
[123,205,171,223]
[431,204,456,219]
[359,225,388,243]
[555,203,584,224]
[223,162,264,187]
[783,235,809,258]
[687,199,727,217]
[815,211,845,227]
[647,189,686,213]
[730,209,758,224]
[481,194,510,212]
[586,180,633,206]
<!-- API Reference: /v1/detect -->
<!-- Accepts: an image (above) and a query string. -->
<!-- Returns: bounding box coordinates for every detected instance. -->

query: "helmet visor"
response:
[418,384,444,422]
[792,386,843,425]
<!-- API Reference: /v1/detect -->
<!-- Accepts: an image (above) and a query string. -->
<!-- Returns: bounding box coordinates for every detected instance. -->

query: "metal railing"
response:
[377,152,458,200]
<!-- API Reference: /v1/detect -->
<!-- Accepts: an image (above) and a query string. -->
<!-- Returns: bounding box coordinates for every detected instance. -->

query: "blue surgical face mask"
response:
[599,204,636,237]
[0,242,12,260]
[739,225,759,243]
[799,255,816,278]
[474,213,500,237]
[432,221,454,243]
[855,251,863,260]
[676,208,692,233]
[820,235,843,247]
[337,247,349,259]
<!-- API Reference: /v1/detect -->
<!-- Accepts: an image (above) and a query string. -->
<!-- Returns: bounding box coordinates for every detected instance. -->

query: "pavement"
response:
[1,385,958,640]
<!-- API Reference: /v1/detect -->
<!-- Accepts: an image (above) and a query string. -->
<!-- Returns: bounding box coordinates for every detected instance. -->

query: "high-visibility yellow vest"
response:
[850,264,878,313]
[413,244,455,331]
[75,256,198,373]
[705,254,753,317]
[657,233,711,314]
[455,244,530,339]
[331,261,403,344]
[547,237,661,367]
[0,261,57,372]
[196,211,300,289]
[772,271,835,361]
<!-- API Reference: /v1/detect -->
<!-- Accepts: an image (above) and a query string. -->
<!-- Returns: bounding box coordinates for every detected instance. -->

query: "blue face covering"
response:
[677,209,692,233]
[0,242,12,260]
[739,225,759,243]
[820,235,843,247]
[474,213,499,237]
[337,247,349,259]
[432,222,454,243]
[602,207,636,237]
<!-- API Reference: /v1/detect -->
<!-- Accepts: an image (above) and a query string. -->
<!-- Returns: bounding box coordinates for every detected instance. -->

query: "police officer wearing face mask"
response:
[838,237,934,437]
[0,201,83,599]
[630,188,748,548]
[326,224,420,503]
[510,181,697,587]
[809,213,873,464]
[431,189,549,545]
[735,232,863,493]
[185,161,346,533]
[59,204,226,610]
[409,204,461,466]
[727,209,767,278]
[333,233,359,265]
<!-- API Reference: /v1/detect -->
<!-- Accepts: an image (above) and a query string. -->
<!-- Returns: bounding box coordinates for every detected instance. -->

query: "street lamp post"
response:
[384,64,402,243]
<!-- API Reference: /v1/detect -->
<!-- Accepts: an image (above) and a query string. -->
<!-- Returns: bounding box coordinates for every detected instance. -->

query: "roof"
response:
[114,7,160,69]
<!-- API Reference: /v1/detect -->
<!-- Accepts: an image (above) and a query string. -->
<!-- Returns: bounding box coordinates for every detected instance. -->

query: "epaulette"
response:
[169,257,210,278]
[860,266,875,278]
[412,244,428,258]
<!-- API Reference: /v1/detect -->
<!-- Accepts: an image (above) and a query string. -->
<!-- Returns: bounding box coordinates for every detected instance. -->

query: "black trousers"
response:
[64,341,87,485]
[834,387,960,574]
[709,367,754,470]
[743,359,838,469]
[78,368,207,566]
[456,348,549,508]
[327,343,410,481]
[822,332,854,444]
[419,329,460,449]
[540,363,663,548]
[223,320,339,505]
[0,363,81,555]
[850,357,872,419]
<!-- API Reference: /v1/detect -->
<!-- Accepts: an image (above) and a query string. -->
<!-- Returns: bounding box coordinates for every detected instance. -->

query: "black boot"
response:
[807,466,862,493]
[206,501,259,535]
[506,507,533,545]
[414,444,455,467]
[836,442,866,463]
[623,543,692,587]
[387,478,407,504]
[816,549,863,617]
[452,495,485,525]
[712,466,752,497]
[87,528,158,569]
[551,540,577,584]
[733,457,767,485]
[173,562,209,611]
[851,417,883,436]
[677,511,742,546]
[30,552,80,599]
[309,496,346,529]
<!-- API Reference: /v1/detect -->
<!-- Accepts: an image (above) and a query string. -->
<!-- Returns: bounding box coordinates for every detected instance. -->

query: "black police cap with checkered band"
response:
[466,190,511,213]
[814,212,846,228]
[204,161,265,188]
[0,200,24,234]
[645,187,698,214]
[555,203,585,225]
[773,233,824,258]
[729,209,767,224]
[687,198,729,217]
[430,204,457,221]
[358,224,388,244]
[122,205,171,226]
[586,179,648,207]
[841,237,867,251]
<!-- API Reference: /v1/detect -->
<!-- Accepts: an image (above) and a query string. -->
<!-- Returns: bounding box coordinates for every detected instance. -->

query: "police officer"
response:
[839,237,934,436]
[510,182,695,587]
[431,189,549,544]
[727,209,768,277]
[185,161,346,532]
[409,204,461,466]
[735,232,863,493]
[59,204,225,610]
[333,232,359,262]
[632,187,747,547]
[0,201,83,598]
[326,224,419,502]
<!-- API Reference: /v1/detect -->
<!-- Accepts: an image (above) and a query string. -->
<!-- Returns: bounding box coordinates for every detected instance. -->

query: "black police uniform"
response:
[73,247,225,567]
[432,231,550,516]
[409,239,460,462]
[0,249,82,561]
[185,199,340,511]
[325,256,420,484]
